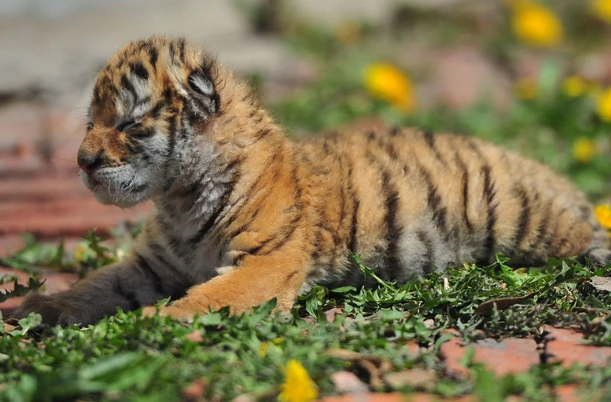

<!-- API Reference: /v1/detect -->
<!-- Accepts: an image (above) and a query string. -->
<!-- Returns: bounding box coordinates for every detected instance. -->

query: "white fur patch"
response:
[189,75,214,96]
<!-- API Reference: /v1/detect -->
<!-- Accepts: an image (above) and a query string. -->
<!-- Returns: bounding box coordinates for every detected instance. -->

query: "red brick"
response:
[545,326,611,368]
[320,393,475,402]
[0,154,45,178]
[440,336,539,377]
[0,234,26,257]
[433,46,511,110]
[0,176,91,201]
[1,203,150,238]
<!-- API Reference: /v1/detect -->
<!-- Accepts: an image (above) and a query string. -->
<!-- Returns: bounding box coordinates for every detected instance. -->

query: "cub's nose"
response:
[77,150,104,174]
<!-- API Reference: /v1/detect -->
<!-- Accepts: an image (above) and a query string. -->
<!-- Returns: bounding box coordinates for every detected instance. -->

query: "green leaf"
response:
[332,286,356,293]
[200,312,222,326]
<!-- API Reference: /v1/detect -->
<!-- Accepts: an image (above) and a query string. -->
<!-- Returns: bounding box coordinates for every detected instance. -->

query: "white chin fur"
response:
[79,167,149,208]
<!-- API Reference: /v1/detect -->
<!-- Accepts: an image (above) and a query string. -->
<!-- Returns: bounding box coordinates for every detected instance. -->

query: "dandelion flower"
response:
[573,138,597,164]
[562,76,587,98]
[595,88,611,121]
[591,0,611,23]
[73,244,88,264]
[364,63,415,112]
[595,205,611,230]
[278,360,318,402]
[514,77,537,100]
[511,2,563,47]
[259,343,269,357]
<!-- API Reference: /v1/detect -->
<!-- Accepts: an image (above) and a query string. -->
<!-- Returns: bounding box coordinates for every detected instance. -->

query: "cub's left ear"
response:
[186,69,220,116]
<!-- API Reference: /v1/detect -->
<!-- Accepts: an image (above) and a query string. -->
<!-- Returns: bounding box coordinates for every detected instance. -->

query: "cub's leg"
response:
[141,253,308,320]
[13,252,189,326]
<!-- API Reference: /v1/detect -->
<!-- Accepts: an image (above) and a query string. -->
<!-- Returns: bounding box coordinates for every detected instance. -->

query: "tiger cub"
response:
[15,36,610,325]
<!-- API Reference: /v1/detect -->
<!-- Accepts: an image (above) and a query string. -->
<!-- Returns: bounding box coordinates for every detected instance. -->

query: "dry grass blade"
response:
[475,293,535,315]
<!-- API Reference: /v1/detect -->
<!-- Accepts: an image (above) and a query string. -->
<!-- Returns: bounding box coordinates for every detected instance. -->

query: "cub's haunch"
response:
[15,36,610,325]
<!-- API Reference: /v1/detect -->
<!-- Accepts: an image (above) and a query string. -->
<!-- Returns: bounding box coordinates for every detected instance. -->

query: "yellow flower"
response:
[562,76,587,97]
[591,0,611,23]
[511,1,563,47]
[596,205,611,230]
[278,360,318,402]
[259,343,269,357]
[514,78,537,99]
[364,63,415,112]
[73,244,88,263]
[573,138,597,164]
[596,88,611,121]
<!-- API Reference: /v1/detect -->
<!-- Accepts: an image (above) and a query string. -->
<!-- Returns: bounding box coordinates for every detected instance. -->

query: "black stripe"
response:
[149,101,165,119]
[130,62,149,80]
[148,242,186,282]
[424,131,435,149]
[347,166,359,256]
[135,252,164,294]
[120,74,136,97]
[189,174,239,245]
[416,230,435,274]
[162,114,178,191]
[424,131,446,166]
[379,136,400,163]
[366,150,402,275]
[247,210,301,257]
[454,152,473,233]
[168,41,176,61]
[390,126,401,137]
[148,46,158,71]
[254,127,272,141]
[381,171,402,273]
[417,163,447,234]
[543,207,568,251]
[481,165,497,261]
[215,155,278,236]
[131,126,155,139]
[177,38,186,63]
[514,186,531,250]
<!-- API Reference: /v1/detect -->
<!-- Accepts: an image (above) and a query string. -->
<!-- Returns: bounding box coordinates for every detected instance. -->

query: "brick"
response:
[0,234,26,257]
[440,336,539,377]
[545,326,611,368]
[320,393,475,402]
[1,202,151,238]
[433,46,511,110]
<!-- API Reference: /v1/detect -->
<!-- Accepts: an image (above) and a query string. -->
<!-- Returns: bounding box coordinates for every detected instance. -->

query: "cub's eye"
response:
[86,122,94,132]
[116,120,139,132]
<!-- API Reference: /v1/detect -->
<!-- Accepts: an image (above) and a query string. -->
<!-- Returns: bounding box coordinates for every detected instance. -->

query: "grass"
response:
[3,4,611,401]
[2,236,611,401]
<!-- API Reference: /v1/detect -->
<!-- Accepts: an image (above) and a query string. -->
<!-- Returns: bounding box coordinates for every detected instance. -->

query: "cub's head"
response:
[78,36,223,207]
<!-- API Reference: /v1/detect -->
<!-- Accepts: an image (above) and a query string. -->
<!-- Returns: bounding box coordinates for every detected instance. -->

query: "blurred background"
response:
[0,0,610,257]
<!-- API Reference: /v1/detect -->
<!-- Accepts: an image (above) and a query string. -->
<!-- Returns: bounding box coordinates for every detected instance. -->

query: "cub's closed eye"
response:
[117,120,139,132]
[86,122,94,132]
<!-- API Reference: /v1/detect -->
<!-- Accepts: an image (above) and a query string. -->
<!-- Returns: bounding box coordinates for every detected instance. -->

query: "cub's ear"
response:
[186,68,220,117]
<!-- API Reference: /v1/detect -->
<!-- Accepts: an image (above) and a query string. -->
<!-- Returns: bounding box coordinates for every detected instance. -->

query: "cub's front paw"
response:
[140,305,199,321]
[13,292,86,326]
